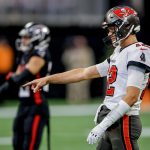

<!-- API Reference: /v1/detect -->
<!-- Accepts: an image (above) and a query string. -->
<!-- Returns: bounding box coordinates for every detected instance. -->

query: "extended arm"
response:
[47,65,100,84]
[23,65,101,93]
[23,58,110,93]
[23,66,100,92]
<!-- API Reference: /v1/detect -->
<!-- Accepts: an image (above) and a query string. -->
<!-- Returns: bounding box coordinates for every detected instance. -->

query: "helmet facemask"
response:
[16,34,33,52]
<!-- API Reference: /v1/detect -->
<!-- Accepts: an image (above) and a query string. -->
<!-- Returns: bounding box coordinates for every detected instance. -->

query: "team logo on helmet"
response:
[113,6,137,18]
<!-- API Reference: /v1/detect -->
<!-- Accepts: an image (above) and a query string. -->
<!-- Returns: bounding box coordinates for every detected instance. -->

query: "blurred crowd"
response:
[62,36,95,103]
[0,0,107,14]
[0,0,144,15]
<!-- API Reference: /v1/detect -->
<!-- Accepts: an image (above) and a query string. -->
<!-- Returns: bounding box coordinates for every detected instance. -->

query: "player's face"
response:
[107,26,117,43]
[21,36,30,46]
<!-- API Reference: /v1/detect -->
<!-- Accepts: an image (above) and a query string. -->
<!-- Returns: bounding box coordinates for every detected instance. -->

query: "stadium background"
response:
[0,0,150,150]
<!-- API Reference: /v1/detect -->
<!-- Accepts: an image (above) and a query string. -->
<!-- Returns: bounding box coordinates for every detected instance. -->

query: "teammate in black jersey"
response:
[0,22,52,150]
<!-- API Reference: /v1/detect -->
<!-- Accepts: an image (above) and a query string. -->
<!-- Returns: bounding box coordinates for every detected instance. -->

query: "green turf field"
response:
[0,104,150,150]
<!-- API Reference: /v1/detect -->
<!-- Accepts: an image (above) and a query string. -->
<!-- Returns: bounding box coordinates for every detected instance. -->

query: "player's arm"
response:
[123,69,142,106]
[25,56,45,75]
[23,65,100,93]
[46,65,100,84]
[23,59,109,93]
[12,55,45,85]
[0,56,45,96]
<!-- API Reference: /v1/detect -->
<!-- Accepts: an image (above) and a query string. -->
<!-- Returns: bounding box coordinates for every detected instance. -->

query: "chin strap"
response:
[113,25,135,47]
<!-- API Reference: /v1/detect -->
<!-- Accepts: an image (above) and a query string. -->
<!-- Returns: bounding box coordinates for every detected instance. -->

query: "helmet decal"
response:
[113,6,137,18]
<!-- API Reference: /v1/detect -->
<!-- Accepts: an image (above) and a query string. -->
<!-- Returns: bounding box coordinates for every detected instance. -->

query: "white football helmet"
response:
[16,22,50,52]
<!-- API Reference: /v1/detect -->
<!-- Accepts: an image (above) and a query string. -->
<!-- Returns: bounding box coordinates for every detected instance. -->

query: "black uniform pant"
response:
[96,105,142,150]
[13,102,49,150]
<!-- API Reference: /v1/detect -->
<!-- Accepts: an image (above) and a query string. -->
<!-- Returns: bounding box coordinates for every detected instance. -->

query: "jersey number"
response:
[106,65,118,96]
[19,87,30,97]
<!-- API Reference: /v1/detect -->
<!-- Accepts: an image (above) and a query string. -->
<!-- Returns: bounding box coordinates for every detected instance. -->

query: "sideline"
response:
[0,104,99,118]
[0,127,150,145]
[0,104,150,118]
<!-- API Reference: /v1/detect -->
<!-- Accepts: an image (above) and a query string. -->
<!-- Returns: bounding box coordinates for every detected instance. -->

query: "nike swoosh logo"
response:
[110,59,116,63]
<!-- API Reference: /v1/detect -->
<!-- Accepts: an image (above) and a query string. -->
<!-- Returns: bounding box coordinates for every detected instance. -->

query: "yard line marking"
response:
[0,104,98,118]
[141,127,150,137]
[0,104,150,118]
[0,127,150,145]
[0,137,11,145]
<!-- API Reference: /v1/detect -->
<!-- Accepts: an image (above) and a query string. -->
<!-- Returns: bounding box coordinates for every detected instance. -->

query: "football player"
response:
[0,22,52,150]
[23,6,150,150]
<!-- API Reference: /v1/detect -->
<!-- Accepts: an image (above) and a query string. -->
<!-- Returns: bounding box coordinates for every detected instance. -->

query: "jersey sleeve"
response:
[32,47,48,59]
[96,59,110,77]
[32,47,52,63]
[127,45,150,73]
